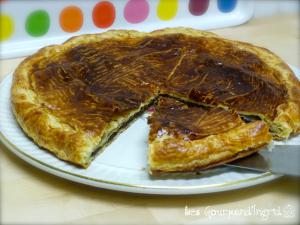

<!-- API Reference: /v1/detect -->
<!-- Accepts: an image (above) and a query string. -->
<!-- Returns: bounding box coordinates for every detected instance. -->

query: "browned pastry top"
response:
[29,34,288,135]
[30,35,187,134]
[148,97,244,141]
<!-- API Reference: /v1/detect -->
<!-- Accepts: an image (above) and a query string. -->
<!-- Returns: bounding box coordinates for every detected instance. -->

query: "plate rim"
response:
[0,130,280,194]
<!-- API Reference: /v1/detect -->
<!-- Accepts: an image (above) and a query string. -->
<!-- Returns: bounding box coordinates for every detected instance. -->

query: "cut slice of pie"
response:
[148,97,272,174]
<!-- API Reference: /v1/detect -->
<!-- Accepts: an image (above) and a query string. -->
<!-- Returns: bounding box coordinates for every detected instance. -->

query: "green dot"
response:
[26,10,50,37]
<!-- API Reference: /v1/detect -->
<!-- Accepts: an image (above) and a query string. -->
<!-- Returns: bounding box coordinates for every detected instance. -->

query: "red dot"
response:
[92,1,115,29]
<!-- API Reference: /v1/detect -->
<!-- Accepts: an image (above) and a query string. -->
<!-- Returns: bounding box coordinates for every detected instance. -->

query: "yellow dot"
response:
[0,14,14,41]
[157,0,178,21]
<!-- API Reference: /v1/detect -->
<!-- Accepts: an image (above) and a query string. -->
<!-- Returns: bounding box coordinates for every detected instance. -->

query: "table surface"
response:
[1,14,299,225]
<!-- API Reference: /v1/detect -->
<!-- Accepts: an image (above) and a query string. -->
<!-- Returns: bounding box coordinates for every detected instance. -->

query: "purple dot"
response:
[189,0,209,16]
[124,0,149,24]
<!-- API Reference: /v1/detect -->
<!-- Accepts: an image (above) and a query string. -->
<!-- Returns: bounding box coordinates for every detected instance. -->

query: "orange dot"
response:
[60,6,83,33]
[92,1,115,29]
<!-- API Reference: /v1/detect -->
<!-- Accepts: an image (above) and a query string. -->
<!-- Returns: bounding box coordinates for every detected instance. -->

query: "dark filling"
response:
[240,115,261,123]
[90,97,158,158]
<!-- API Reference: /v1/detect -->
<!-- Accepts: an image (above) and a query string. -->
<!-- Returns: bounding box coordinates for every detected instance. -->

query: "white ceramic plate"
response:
[1,65,299,195]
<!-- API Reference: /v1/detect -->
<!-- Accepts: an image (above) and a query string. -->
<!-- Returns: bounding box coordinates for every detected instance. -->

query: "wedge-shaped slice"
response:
[148,97,272,174]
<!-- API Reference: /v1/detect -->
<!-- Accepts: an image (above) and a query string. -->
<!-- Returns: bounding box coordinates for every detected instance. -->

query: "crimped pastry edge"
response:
[148,121,272,174]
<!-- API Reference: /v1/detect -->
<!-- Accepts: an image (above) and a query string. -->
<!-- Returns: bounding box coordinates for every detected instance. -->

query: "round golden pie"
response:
[11,28,300,170]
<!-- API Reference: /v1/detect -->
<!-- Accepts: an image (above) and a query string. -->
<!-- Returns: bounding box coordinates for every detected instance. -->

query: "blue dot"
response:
[217,0,237,13]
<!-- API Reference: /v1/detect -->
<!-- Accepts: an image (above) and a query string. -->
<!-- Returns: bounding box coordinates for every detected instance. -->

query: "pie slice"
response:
[148,97,272,174]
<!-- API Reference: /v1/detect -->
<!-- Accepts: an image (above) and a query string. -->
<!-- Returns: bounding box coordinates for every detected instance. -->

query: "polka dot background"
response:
[0,0,239,42]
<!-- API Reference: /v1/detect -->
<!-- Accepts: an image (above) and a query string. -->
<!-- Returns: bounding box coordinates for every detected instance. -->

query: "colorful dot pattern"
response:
[157,0,178,21]
[189,0,209,16]
[124,0,149,24]
[25,10,50,37]
[218,0,237,13]
[0,14,14,41]
[0,0,238,41]
[60,6,83,33]
[92,1,115,29]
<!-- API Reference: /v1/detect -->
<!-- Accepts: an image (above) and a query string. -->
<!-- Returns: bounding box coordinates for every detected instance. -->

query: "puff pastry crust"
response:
[11,28,300,168]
